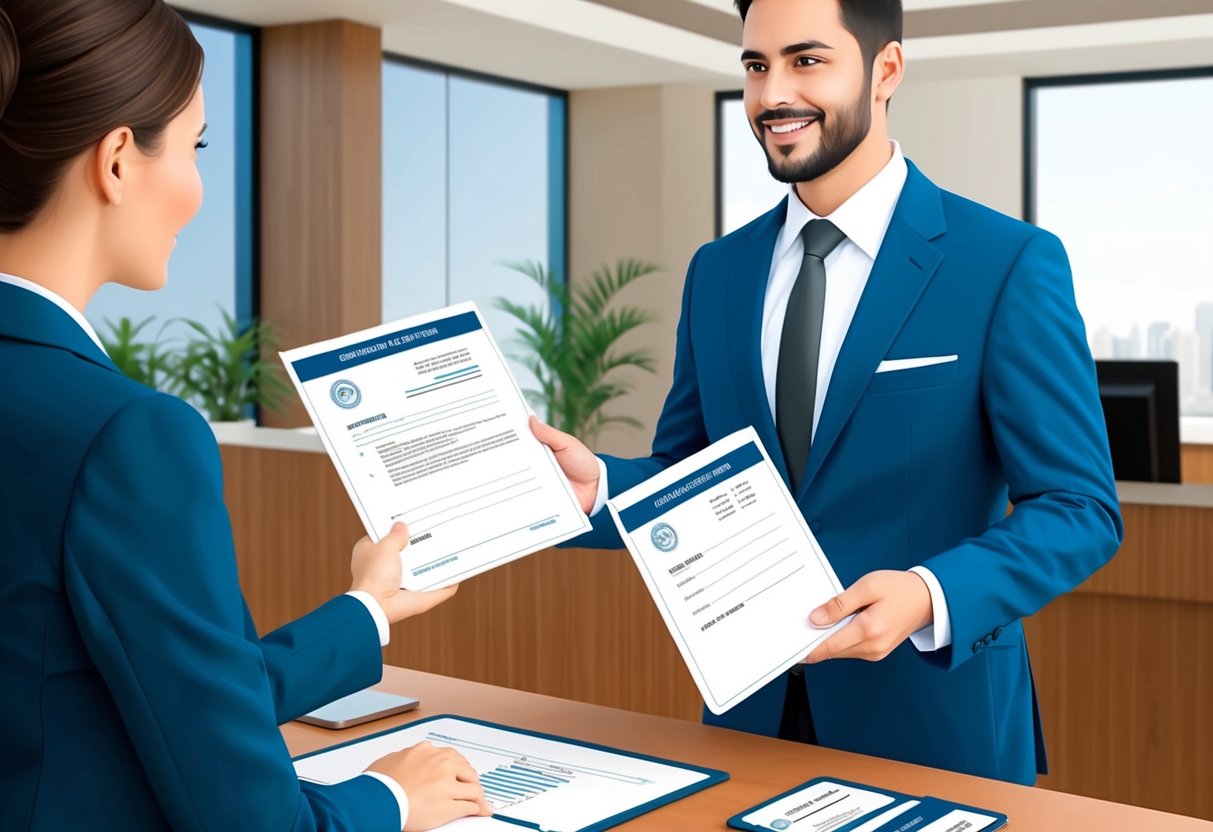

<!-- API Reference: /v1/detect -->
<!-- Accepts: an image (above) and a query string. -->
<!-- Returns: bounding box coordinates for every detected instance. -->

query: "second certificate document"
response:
[607,427,849,715]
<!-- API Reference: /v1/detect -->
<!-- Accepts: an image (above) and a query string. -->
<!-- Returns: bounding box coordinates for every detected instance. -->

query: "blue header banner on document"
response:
[618,441,763,533]
[291,311,482,382]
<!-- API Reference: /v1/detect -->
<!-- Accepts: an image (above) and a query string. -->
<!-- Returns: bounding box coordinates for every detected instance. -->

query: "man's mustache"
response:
[754,108,826,128]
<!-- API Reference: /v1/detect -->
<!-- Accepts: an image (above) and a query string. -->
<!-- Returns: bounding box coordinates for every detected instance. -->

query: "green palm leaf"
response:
[494,257,660,445]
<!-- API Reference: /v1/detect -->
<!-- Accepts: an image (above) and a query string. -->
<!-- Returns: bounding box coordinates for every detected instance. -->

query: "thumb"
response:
[381,521,410,551]
[810,578,872,626]
[530,415,572,452]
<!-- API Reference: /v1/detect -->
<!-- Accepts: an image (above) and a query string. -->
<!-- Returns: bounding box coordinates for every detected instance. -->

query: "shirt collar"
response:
[775,140,909,263]
[0,273,109,355]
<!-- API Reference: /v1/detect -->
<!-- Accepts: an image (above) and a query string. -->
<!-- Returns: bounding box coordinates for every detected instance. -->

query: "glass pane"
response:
[719,96,787,236]
[382,62,449,321]
[1034,76,1213,417]
[447,76,552,393]
[87,22,248,341]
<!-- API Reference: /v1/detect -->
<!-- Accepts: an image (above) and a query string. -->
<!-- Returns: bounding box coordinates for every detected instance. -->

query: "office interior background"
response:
[95,0,1213,820]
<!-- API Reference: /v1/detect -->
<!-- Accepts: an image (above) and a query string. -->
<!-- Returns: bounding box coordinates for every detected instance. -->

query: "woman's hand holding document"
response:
[606,427,850,715]
[281,302,591,591]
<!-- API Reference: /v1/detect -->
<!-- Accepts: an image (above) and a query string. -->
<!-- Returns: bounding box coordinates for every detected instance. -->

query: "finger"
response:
[449,780,487,803]
[479,797,495,816]
[446,799,490,821]
[805,618,866,664]
[453,758,479,783]
[809,575,877,626]
[408,583,459,613]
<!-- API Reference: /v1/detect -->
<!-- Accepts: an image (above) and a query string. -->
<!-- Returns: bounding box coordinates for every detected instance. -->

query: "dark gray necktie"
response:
[776,219,847,492]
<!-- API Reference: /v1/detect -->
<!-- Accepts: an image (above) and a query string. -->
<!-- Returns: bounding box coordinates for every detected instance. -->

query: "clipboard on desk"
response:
[727,775,1007,832]
[293,714,728,832]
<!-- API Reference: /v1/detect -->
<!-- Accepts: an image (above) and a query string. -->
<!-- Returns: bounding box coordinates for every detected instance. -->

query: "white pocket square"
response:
[875,355,958,374]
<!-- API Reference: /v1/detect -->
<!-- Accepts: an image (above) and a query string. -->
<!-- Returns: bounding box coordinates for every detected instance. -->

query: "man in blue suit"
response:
[533,0,1122,784]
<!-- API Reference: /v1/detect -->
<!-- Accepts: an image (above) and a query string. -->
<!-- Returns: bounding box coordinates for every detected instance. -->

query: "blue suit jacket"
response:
[0,283,399,830]
[576,162,1123,784]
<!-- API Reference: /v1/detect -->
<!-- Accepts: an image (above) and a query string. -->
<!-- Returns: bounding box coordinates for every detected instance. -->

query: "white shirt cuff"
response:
[345,591,390,647]
[589,457,609,518]
[907,566,952,651]
[362,772,410,831]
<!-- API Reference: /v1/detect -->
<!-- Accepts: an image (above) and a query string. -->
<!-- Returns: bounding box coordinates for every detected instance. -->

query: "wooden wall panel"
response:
[1028,595,1213,820]
[259,21,382,427]
[1183,443,1213,484]
[221,444,1212,818]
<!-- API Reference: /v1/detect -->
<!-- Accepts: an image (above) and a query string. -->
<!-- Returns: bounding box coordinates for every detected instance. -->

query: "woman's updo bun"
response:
[0,0,203,233]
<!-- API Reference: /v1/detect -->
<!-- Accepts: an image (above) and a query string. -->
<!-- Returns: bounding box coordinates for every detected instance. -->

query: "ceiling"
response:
[172,0,1213,90]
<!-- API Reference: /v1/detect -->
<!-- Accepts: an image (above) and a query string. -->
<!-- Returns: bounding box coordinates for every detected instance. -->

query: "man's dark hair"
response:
[735,0,903,67]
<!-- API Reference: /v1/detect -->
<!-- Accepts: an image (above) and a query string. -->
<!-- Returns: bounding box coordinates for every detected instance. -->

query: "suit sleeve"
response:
[921,230,1124,670]
[63,393,398,832]
[571,246,712,548]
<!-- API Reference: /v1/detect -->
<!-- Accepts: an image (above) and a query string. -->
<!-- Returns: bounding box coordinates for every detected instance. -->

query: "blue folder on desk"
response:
[292,714,728,832]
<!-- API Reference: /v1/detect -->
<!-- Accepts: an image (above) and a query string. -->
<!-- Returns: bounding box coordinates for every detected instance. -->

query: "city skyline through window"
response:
[1032,72,1213,418]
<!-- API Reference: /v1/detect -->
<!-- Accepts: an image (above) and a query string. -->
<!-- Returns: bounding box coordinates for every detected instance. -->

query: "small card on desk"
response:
[727,776,1007,832]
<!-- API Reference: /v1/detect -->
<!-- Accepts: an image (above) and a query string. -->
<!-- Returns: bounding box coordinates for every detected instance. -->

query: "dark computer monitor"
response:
[1095,360,1181,483]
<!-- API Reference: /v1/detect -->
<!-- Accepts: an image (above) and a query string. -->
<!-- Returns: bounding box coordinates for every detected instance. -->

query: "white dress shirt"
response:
[591,142,952,652]
[0,273,411,828]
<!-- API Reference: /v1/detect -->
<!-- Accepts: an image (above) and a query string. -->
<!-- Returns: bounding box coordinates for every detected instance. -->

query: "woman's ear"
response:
[93,126,134,207]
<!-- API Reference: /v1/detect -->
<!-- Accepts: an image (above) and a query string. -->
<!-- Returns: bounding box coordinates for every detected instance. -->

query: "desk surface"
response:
[281,667,1211,831]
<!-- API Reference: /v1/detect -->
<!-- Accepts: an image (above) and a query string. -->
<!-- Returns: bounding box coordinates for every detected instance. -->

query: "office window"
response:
[1029,70,1213,418]
[717,93,786,237]
[87,17,256,340]
[382,58,567,389]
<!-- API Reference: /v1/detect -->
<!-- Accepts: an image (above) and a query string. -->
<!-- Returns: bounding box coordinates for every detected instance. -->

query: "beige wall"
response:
[890,75,1024,219]
[568,83,717,457]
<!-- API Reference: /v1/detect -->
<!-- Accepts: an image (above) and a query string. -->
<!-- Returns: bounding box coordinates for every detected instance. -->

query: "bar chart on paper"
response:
[293,715,723,831]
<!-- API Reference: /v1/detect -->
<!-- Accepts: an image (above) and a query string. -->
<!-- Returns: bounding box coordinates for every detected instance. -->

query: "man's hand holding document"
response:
[281,302,591,591]
[606,427,850,715]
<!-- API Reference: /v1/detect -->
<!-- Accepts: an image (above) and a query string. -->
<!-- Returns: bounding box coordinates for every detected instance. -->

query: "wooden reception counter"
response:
[218,427,1213,820]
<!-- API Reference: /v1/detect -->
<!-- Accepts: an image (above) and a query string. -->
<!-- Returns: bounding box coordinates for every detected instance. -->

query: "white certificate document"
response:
[281,303,591,590]
[293,716,715,832]
[607,427,848,714]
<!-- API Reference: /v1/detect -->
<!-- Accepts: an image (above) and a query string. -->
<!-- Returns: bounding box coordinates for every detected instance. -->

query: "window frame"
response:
[381,52,570,292]
[1023,65,1213,442]
[174,7,261,328]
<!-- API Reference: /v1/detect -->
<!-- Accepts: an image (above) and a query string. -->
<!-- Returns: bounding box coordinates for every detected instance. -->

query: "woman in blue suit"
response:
[0,1,489,829]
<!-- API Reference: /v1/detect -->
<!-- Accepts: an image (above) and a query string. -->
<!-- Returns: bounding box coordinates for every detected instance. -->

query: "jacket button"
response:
[982,634,994,646]
[972,641,982,654]
[992,626,1004,640]
[810,520,823,533]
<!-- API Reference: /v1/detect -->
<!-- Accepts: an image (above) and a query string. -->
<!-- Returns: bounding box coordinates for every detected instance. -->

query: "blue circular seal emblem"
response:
[330,379,361,409]
[651,522,678,553]
[770,820,791,831]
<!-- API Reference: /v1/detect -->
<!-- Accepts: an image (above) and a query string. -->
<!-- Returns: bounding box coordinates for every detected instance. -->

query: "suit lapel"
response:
[727,198,791,486]
[0,282,118,373]
[799,162,947,496]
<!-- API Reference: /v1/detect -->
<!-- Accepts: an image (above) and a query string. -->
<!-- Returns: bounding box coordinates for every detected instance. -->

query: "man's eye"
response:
[795,56,820,67]
[744,62,768,73]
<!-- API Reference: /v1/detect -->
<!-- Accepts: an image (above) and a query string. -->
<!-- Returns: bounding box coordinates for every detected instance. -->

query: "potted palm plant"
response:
[98,310,290,423]
[494,258,660,445]
[171,309,292,423]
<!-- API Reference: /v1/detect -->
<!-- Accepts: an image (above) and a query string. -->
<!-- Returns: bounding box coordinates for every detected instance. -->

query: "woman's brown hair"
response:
[0,0,203,232]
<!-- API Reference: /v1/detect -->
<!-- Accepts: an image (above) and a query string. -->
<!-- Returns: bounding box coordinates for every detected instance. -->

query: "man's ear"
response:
[872,41,905,106]
[93,127,134,207]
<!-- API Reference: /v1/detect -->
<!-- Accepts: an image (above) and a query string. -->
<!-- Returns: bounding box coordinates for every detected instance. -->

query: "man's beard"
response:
[756,91,873,184]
